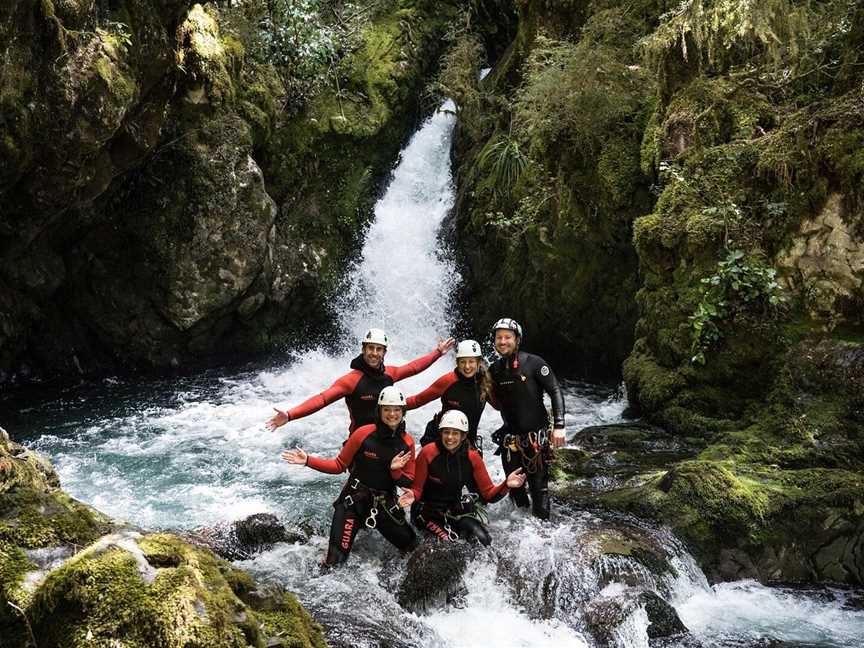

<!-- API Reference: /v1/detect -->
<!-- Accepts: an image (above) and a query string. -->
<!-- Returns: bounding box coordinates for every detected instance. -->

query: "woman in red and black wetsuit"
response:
[411,410,525,546]
[267,328,454,436]
[406,339,496,450]
[282,386,418,565]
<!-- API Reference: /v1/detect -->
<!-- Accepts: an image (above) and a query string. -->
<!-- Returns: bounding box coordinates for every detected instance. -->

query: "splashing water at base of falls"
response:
[7,102,864,648]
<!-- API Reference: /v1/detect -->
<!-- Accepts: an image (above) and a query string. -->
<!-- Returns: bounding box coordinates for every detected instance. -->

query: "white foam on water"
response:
[422,562,591,648]
[677,580,864,647]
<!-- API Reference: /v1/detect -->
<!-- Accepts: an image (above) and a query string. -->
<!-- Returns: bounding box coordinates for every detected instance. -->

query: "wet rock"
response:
[397,541,473,613]
[554,423,701,505]
[584,590,689,645]
[234,513,295,552]
[640,591,688,638]
[180,512,310,561]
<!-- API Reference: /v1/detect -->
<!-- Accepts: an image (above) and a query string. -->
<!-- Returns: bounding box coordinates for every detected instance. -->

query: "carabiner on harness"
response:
[365,506,379,529]
[444,523,459,542]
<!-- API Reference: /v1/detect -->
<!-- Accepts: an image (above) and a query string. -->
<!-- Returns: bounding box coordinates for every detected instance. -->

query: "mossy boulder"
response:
[0,427,327,647]
[583,460,864,585]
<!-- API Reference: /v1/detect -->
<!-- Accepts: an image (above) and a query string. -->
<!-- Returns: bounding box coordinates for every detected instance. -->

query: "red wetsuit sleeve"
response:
[391,432,416,488]
[405,372,458,410]
[411,446,432,500]
[386,349,442,382]
[469,450,508,503]
[304,425,371,474]
[286,372,360,421]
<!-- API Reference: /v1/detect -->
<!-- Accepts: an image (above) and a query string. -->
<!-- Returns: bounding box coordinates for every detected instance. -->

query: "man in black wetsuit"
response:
[488,317,565,519]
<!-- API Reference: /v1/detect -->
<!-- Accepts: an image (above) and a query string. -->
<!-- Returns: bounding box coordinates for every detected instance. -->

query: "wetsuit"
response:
[410,439,508,546]
[285,349,442,433]
[489,351,565,520]
[406,370,497,449]
[305,420,417,564]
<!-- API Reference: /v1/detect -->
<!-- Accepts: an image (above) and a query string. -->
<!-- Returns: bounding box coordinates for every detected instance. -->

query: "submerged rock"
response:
[180,512,312,561]
[584,589,689,645]
[397,541,473,613]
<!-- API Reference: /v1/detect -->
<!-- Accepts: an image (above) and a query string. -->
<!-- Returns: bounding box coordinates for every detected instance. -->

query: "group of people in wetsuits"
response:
[270,318,566,565]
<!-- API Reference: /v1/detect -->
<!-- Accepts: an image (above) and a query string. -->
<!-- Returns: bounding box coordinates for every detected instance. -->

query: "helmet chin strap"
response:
[511,341,521,368]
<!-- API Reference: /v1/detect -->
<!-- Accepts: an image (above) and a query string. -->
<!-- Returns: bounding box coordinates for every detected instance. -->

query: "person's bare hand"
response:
[551,427,566,448]
[267,408,290,431]
[437,337,456,354]
[281,448,307,465]
[398,489,415,508]
[390,451,410,470]
[506,468,526,489]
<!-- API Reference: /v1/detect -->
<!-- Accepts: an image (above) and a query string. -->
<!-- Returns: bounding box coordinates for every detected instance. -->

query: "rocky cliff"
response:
[0,0,461,386]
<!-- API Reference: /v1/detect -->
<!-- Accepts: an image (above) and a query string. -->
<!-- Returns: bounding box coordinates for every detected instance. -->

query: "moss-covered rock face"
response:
[0,0,462,385]
[0,427,327,648]
[624,0,864,428]
[448,1,660,379]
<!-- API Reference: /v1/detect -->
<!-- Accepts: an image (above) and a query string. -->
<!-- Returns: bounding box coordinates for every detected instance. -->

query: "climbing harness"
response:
[503,427,551,475]
[443,493,489,526]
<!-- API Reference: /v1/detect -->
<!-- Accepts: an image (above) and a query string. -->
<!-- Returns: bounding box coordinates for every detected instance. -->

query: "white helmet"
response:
[438,409,469,433]
[455,339,482,359]
[377,386,405,407]
[362,328,388,348]
[492,317,522,338]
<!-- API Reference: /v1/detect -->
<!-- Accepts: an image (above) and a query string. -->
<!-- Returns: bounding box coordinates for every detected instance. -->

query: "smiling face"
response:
[456,357,479,378]
[379,404,404,429]
[362,343,386,368]
[440,427,466,452]
[494,329,518,356]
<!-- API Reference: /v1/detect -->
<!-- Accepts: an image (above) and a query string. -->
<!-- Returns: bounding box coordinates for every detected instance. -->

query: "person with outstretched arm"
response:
[281,386,418,565]
[405,339,497,451]
[267,328,455,435]
[411,410,525,545]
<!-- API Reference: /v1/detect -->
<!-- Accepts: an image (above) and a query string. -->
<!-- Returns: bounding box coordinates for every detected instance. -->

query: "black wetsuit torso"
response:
[489,351,565,433]
[347,420,413,491]
[344,355,394,431]
[489,350,565,520]
[416,371,487,446]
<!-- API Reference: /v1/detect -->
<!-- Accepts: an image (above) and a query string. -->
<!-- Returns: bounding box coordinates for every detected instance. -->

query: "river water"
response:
[4,102,864,648]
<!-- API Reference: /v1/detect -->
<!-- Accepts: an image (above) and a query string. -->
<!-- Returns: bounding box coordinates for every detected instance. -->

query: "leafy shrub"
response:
[690,248,786,364]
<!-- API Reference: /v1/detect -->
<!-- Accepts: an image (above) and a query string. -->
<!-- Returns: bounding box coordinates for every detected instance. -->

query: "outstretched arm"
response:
[536,360,566,447]
[468,451,509,503]
[387,338,455,381]
[292,427,369,474]
[267,373,358,430]
[405,373,457,410]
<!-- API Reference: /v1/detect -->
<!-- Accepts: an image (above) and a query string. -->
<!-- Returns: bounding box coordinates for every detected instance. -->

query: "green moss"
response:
[623,348,686,412]
[176,3,236,103]
[0,541,35,603]
[256,592,328,648]
[24,534,275,648]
